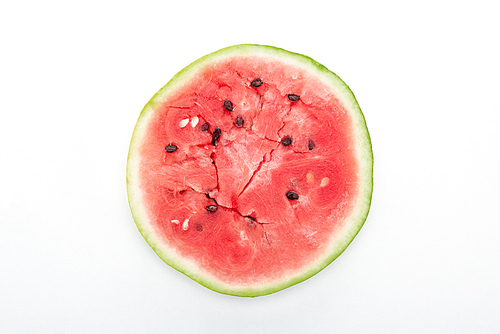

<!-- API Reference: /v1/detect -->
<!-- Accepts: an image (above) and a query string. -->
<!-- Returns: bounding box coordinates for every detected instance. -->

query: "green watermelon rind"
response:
[127,44,373,297]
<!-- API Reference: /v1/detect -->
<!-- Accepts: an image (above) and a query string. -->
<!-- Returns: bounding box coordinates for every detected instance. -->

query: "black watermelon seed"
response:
[206,205,218,212]
[308,139,315,150]
[288,94,300,102]
[250,78,263,87]
[235,116,244,127]
[224,100,234,111]
[212,127,221,144]
[201,123,209,131]
[165,144,178,153]
[281,136,292,146]
[196,223,204,232]
[286,191,299,200]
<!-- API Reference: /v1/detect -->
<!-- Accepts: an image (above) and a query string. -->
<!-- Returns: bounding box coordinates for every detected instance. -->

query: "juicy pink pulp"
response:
[137,56,359,286]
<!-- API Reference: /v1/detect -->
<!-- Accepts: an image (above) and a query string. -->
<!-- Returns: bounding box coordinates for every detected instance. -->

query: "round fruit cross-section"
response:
[127,44,373,297]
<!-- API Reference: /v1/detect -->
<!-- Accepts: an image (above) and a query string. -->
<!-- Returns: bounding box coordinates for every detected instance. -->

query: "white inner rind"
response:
[126,44,373,297]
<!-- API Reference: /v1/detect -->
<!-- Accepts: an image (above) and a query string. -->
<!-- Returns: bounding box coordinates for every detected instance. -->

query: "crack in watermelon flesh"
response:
[128,46,372,296]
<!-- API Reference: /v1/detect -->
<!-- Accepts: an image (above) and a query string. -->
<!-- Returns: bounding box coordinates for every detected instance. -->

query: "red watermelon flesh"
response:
[127,45,373,296]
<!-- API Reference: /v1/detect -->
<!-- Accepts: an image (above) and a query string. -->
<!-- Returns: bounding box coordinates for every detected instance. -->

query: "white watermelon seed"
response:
[191,116,199,127]
[306,172,314,183]
[320,177,330,187]
[179,118,189,128]
[171,219,180,224]
[182,219,189,230]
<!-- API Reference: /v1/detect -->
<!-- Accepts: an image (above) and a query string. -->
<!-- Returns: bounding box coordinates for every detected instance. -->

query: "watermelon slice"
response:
[127,45,373,297]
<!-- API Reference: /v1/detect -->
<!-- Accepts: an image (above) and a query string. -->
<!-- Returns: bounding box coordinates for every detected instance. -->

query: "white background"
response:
[1,0,499,333]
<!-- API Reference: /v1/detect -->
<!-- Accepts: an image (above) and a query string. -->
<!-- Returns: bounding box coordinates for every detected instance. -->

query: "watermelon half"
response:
[127,44,373,297]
